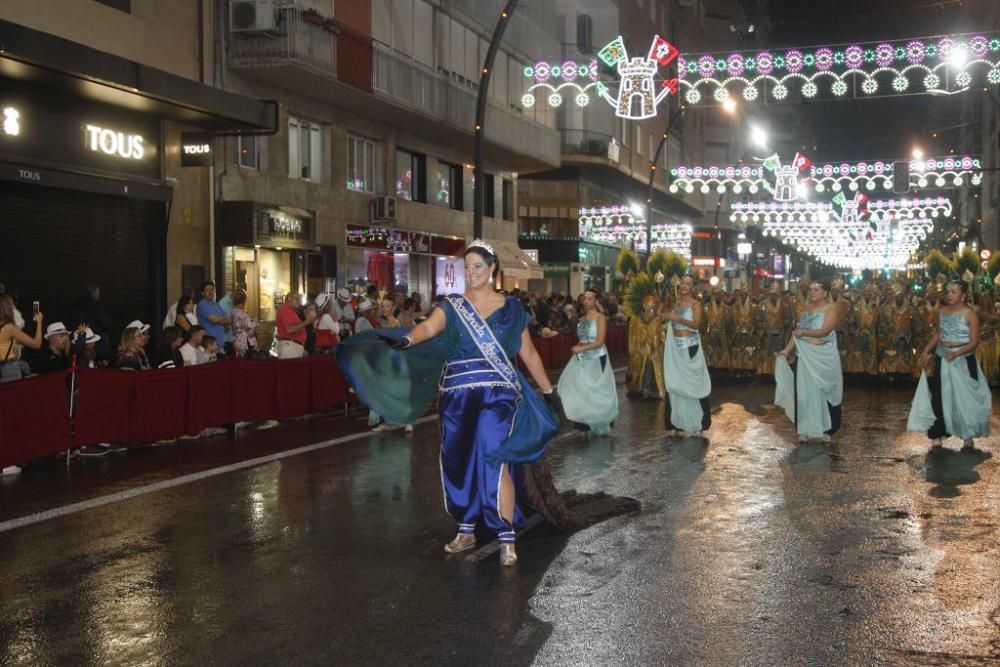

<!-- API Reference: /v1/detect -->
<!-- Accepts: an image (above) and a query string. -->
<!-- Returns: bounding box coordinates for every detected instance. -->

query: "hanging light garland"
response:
[677,32,1000,105]
[578,204,693,257]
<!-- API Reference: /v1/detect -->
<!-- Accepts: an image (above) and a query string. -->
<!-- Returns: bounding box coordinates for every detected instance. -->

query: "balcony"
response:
[372,44,560,170]
[228,8,337,84]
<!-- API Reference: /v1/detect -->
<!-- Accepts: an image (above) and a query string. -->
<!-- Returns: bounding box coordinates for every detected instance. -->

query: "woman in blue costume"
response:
[335,241,556,566]
[663,275,712,437]
[775,280,843,443]
[908,280,991,451]
[557,287,618,435]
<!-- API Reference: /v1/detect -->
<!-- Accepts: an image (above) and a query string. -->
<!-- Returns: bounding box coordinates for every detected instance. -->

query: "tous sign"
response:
[84,124,146,160]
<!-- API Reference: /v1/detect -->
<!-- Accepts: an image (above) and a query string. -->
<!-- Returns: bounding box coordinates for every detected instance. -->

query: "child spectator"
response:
[179,326,205,366]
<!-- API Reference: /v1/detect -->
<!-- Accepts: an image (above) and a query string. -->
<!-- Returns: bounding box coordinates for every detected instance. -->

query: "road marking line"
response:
[0,415,440,534]
[0,367,630,534]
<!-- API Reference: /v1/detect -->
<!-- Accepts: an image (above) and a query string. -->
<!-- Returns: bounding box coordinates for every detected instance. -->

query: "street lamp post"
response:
[645,104,687,261]
[472,0,520,241]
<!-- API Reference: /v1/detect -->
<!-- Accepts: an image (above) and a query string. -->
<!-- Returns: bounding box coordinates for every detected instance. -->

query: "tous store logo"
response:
[84,124,146,160]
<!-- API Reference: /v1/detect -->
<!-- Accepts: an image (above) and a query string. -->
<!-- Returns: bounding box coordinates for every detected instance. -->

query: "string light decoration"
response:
[578,204,692,257]
[677,32,1000,105]
[522,35,680,119]
[671,154,982,195]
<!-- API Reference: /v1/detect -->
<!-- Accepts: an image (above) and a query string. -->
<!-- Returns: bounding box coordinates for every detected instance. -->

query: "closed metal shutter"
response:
[0,180,163,342]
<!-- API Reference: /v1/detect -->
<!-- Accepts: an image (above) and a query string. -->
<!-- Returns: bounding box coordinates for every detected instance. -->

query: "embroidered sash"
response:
[445,294,521,395]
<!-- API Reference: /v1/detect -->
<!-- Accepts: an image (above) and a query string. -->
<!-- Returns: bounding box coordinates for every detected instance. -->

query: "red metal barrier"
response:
[0,356,355,467]
[0,373,72,468]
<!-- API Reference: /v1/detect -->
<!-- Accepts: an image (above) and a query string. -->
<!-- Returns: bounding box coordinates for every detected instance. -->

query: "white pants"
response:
[277,340,305,359]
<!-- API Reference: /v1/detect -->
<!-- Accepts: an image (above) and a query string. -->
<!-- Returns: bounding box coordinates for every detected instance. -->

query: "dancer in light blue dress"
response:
[775,280,843,442]
[557,288,618,435]
[663,275,712,437]
[908,280,991,451]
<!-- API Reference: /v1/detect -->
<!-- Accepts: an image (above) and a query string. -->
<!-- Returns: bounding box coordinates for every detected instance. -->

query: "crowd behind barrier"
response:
[0,327,631,470]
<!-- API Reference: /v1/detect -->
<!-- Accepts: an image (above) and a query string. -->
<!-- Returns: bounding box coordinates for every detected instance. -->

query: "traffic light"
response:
[892,160,910,194]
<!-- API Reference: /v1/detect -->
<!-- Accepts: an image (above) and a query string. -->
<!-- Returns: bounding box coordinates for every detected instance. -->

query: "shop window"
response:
[94,0,130,12]
[237,135,260,169]
[288,116,323,182]
[395,149,426,202]
[502,179,514,222]
[434,161,462,210]
[347,134,378,193]
[484,173,496,218]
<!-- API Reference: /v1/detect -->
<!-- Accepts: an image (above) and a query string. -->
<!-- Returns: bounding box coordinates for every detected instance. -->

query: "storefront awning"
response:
[495,241,544,280]
[0,19,278,133]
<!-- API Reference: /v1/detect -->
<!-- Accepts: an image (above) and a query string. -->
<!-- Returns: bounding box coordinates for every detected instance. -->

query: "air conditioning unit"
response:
[371,196,397,222]
[230,0,277,33]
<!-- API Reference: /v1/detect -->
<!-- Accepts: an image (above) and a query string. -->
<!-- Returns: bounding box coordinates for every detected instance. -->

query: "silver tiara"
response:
[467,239,496,256]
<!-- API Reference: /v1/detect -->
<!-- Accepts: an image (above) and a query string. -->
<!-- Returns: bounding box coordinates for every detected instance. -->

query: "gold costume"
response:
[847,297,879,375]
[830,294,852,368]
[912,301,938,376]
[703,297,731,370]
[877,301,916,375]
[757,295,787,375]
[975,305,999,381]
[729,296,758,371]
[627,300,666,399]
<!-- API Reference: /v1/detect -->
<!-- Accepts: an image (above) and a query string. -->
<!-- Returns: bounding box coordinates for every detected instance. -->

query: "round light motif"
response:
[935,177,946,187]
[956,71,972,87]
[547,93,563,107]
[677,57,688,79]
[521,93,536,108]
[954,176,964,186]
[845,45,864,69]
[814,48,834,71]
[749,185,759,194]
[892,76,909,92]
[938,37,954,57]
[698,56,716,78]
[816,183,825,192]
[733,184,743,193]
[685,184,694,193]
[669,184,679,193]
[575,93,590,107]
[785,50,805,73]
[685,88,702,104]
[906,41,925,64]
[534,61,550,82]
[756,51,774,75]
[971,35,989,58]
[861,78,878,95]
[561,61,578,82]
[700,184,710,194]
[987,68,1000,85]
[713,87,730,102]
[772,83,788,100]
[875,43,895,67]
[802,81,818,97]
[716,185,726,194]
[742,85,759,101]
[726,54,745,77]
[924,73,941,89]
[866,181,876,190]
[830,80,848,96]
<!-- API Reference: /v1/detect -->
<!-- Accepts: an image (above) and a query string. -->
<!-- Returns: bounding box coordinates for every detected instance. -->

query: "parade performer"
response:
[846,285,879,375]
[908,281,991,451]
[335,241,558,566]
[975,291,999,383]
[775,280,843,442]
[792,278,811,322]
[558,287,618,434]
[625,290,666,399]
[703,287,731,372]
[757,287,787,375]
[829,278,852,369]
[877,285,916,378]
[728,289,757,375]
[663,275,712,437]
[913,290,940,377]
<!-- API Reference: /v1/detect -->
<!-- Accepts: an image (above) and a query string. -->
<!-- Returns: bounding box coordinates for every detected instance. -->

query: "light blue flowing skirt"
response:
[774,337,843,439]
[558,352,619,435]
[663,323,712,434]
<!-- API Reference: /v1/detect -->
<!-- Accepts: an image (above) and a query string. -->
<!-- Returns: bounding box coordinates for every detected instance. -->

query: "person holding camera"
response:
[0,293,43,383]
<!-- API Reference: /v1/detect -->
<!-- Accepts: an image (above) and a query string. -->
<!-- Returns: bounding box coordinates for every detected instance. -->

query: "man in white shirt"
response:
[179,326,205,366]
[332,288,356,336]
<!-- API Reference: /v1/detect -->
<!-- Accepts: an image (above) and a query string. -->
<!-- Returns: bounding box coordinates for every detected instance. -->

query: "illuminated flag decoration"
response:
[598,36,628,68]
[760,154,781,172]
[662,78,679,94]
[648,36,678,66]
[792,152,812,172]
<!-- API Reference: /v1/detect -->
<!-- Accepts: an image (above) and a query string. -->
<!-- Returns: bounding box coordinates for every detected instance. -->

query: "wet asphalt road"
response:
[2,377,1000,665]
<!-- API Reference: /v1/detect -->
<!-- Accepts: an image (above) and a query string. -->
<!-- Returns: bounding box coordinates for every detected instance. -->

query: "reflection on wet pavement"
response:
[2,380,1000,664]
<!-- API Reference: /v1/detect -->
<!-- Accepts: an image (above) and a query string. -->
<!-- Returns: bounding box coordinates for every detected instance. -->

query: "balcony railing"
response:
[560,129,614,157]
[373,44,559,166]
[228,8,336,78]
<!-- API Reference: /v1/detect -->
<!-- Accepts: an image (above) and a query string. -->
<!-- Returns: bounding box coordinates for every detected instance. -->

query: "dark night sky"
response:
[745,0,992,161]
